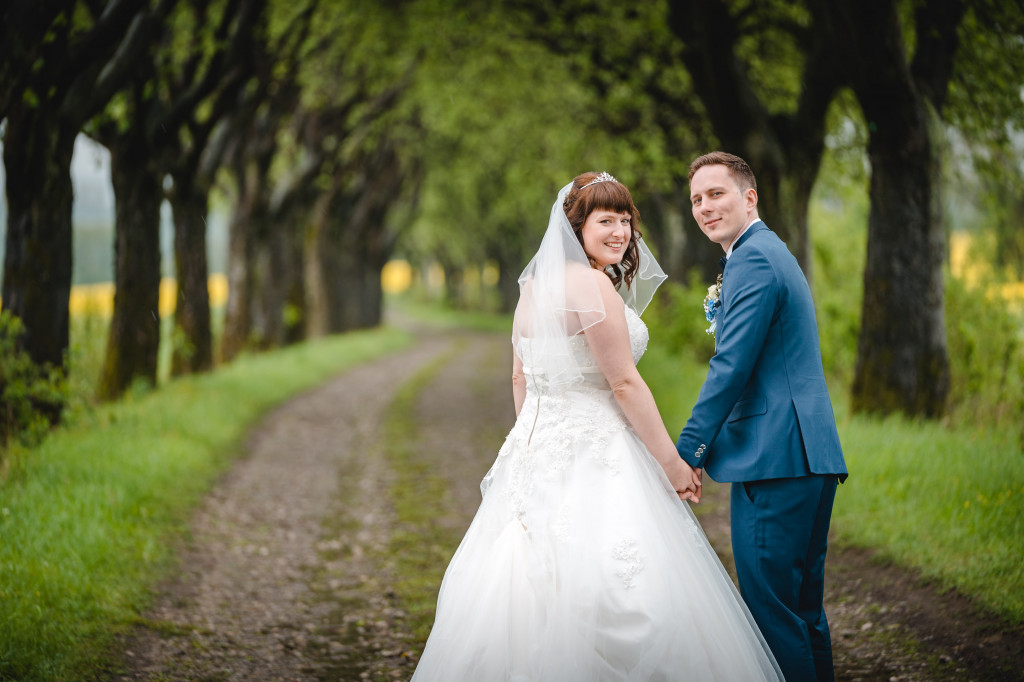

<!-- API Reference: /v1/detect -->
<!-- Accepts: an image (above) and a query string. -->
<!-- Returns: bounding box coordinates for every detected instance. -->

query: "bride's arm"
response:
[512,351,526,417]
[584,272,701,502]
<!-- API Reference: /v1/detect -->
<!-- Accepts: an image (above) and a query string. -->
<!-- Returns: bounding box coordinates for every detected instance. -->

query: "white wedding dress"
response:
[411,307,783,681]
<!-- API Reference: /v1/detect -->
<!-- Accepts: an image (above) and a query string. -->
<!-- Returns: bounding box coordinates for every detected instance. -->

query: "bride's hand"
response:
[665,458,702,504]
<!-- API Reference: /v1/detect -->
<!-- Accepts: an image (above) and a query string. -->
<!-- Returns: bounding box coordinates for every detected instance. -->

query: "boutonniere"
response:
[703,274,723,335]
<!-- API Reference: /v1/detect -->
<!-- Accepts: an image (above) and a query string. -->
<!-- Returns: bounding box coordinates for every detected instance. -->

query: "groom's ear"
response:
[744,187,758,210]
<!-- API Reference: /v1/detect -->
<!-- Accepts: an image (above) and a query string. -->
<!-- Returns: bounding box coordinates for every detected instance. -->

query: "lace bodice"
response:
[516,306,649,389]
[486,305,652,516]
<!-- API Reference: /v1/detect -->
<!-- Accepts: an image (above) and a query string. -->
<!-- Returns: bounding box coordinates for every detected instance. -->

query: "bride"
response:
[410,173,784,681]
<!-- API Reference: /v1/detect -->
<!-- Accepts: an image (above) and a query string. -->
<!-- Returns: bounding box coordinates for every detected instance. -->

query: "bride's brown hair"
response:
[563,172,643,289]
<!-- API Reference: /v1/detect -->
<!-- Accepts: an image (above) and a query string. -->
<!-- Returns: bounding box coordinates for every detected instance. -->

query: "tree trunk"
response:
[314,213,350,332]
[311,200,392,333]
[255,227,288,348]
[442,261,465,309]
[752,156,819,279]
[221,160,270,361]
[97,134,163,400]
[1,109,76,372]
[492,251,521,314]
[278,214,308,346]
[850,119,950,416]
[844,2,951,417]
[304,192,331,338]
[168,175,213,375]
[221,198,253,361]
[642,188,719,285]
[667,0,837,281]
[250,199,310,349]
[315,215,383,332]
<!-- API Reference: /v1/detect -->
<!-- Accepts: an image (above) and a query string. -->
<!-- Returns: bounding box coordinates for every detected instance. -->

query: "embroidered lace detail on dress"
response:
[612,538,644,589]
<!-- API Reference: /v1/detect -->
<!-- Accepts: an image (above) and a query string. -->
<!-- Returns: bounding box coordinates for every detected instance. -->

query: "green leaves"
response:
[0,312,69,450]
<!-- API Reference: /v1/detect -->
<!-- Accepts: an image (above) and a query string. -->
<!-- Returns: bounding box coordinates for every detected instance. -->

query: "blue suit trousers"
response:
[731,474,838,682]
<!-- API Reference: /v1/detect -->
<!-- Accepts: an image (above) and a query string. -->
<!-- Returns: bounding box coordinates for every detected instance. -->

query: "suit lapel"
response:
[717,221,766,350]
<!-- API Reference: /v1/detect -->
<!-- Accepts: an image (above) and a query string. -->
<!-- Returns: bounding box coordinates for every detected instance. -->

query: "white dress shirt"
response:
[725,217,761,260]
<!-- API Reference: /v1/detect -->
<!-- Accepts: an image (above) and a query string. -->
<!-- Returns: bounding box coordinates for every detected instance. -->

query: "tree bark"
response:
[2,0,171,393]
[1,109,76,371]
[221,170,261,361]
[313,211,388,332]
[308,145,404,333]
[271,205,309,346]
[667,0,838,280]
[303,192,331,338]
[168,174,213,374]
[832,0,955,417]
[97,132,163,400]
[253,227,288,348]
[441,261,466,310]
[250,174,317,348]
[489,246,523,314]
[641,187,720,285]
[851,115,950,416]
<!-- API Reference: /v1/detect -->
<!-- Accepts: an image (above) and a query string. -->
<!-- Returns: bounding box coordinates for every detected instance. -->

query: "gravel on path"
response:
[113,333,454,681]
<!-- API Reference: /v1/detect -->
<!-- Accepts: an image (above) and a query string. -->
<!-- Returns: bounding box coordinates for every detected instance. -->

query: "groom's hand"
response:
[673,460,702,504]
[691,466,703,503]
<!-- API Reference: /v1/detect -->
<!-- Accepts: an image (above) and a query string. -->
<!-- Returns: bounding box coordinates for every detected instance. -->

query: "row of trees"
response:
[2,0,1023,422]
[2,0,422,406]
[504,0,1024,417]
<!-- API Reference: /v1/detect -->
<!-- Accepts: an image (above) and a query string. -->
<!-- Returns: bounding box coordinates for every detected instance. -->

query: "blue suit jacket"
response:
[676,222,847,483]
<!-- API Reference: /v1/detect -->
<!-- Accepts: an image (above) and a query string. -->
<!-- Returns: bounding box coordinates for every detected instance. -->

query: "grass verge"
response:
[829,414,1024,621]
[380,342,466,645]
[0,327,412,682]
[389,294,512,334]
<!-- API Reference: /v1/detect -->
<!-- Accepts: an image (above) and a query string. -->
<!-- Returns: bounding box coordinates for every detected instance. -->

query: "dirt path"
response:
[113,325,1023,682]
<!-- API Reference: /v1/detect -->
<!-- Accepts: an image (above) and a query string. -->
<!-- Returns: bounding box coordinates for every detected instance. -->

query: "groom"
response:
[676,152,848,681]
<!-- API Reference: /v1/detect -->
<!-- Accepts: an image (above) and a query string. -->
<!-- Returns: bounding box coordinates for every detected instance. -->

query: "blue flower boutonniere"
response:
[703,274,723,335]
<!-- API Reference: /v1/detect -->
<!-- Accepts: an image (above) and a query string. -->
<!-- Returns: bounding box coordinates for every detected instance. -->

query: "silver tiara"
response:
[578,172,617,190]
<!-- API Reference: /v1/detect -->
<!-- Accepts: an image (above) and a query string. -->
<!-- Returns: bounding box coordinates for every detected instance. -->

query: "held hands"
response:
[666,458,702,504]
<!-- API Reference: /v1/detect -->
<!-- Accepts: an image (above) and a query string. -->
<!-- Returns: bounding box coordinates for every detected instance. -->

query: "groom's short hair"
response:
[688,152,757,192]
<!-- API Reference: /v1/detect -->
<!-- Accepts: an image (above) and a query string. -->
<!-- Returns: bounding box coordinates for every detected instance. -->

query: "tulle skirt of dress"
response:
[410,385,783,682]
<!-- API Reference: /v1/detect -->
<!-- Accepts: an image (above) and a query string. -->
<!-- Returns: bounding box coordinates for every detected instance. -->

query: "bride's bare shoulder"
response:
[565,265,623,310]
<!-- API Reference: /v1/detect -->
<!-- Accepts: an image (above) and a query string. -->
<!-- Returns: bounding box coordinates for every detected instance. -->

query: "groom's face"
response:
[689,165,758,252]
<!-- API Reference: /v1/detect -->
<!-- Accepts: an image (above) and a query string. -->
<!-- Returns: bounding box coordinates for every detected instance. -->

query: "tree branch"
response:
[668,0,762,149]
[62,0,177,122]
[67,0,150,69]
[0,1,74,116]
[910,0,967,113]
[162,0,264,135]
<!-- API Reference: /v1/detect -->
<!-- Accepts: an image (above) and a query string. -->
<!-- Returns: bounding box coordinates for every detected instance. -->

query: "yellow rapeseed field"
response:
[949,232,1024,304]
[68,274,230,317]
[64,260,418,318]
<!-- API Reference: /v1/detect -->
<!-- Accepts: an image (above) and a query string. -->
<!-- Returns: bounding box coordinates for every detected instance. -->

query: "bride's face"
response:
[580,209,632,268]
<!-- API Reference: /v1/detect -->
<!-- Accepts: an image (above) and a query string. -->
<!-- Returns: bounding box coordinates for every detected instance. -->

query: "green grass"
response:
[640,315,1024,624]
[381,342,466,644]
[829,415,1024,621]
[0,327,412,682]
[390,293,513,334]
